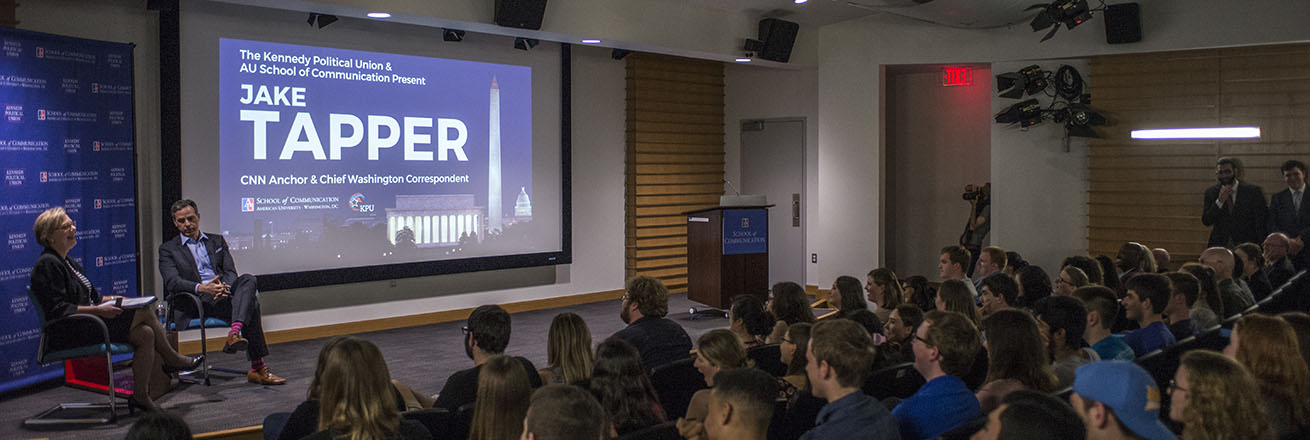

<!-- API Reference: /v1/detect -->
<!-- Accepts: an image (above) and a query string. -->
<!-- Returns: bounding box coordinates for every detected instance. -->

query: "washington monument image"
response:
[488,76,502,234]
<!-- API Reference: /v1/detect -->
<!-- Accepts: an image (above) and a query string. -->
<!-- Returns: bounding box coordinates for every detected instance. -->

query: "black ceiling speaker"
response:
[756,18,799,63]
[495,0,548,30]
[1104,3,1142,44]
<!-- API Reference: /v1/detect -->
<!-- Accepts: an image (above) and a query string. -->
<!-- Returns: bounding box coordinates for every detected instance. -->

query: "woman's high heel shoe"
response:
[162,354,204,374]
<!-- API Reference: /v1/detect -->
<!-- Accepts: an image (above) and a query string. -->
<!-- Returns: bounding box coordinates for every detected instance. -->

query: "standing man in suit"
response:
[158,199,285,385]
[1202,157,1267,247]
[1267,160,1309,235]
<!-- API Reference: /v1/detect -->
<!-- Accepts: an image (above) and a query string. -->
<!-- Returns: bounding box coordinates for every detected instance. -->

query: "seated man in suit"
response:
[158,199,285,385]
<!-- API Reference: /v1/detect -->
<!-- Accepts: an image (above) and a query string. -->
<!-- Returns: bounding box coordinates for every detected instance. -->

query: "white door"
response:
[740,119,805,287]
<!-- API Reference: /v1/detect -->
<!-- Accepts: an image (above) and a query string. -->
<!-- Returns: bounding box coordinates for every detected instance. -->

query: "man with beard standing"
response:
[433,304,543,411]
[612,275,693,370]
[1202,157,1267,247]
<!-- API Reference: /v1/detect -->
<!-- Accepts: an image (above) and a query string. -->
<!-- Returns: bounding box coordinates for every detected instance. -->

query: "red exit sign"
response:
[942,66,972,86]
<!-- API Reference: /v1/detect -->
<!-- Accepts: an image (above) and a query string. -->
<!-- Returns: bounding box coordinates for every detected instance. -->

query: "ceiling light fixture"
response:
[366,12,391,19]
[734,57,752,63]
[581,39,602,44]
[1130,127,1261,139]
[794,0,809,4]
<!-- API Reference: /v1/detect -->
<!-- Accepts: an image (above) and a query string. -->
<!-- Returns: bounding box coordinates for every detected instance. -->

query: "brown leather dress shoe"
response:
[248,366,286,385]
[223,333,249,354]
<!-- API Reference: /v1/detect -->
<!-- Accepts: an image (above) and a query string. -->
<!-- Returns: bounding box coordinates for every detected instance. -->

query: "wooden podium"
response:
[685,206,771,310]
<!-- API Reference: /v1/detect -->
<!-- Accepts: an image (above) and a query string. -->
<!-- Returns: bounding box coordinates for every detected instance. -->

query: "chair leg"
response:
[104,350,118,422]
[201,323,211,386]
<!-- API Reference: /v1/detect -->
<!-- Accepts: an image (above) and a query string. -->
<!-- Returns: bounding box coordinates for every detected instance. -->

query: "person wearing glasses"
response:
[30,207,201,412]
[893,310,983,439]
[432,305,542,411]
[1201,156,1267,248]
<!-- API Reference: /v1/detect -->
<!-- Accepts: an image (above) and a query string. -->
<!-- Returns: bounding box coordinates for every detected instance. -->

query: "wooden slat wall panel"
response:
[625,53,725,293]
[1088,43,1310,262]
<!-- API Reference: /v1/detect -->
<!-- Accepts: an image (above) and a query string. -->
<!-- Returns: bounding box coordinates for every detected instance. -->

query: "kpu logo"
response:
[241,198,255,212]
[349,193,374,212]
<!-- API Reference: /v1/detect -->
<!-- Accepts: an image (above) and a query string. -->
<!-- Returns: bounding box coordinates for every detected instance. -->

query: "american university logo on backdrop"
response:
[741,217,749,228]
[241,197,255,212]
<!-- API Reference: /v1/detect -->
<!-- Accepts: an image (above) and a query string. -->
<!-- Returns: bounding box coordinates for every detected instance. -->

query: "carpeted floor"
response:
[2,293,802,439]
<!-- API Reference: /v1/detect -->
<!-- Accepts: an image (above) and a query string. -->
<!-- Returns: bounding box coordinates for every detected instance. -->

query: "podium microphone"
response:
[723,178,742,196]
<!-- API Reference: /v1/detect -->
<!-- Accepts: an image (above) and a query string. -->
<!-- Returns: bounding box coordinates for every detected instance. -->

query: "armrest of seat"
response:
[166,291,207,321]
[39,313,113,363]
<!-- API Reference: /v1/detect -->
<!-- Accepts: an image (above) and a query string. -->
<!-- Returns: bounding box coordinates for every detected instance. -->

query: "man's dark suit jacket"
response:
[432,356,541,411]
[158,232,239,301]
[1264,257,1296,288]
[1267,187,1310,235]
[1202,182,1268,247]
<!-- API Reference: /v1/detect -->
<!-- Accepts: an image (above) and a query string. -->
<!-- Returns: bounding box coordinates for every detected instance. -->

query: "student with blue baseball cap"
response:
[1069,361,1176,440]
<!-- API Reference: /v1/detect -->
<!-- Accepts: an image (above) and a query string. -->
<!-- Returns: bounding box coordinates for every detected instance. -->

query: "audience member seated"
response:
[1033,296,1097,389]
[126,411,193,440]
[940,245,978,297]
[979,273,1019,319]
[433,305,542,411]
[539,312,593,385]
[866,267,905,324]
[1169,351,1274,440]
[973,246,1007,293]
[1262,232,1297,288]
[521,384,607,440]
[1054,266,1089,297]
[470,355,533,440]
[1072,286,1136,362]
[29,206,201,412]
[800,319,897,440]
[778,322,812,398]
[874,304,924,370]
[969,389,1085,440]
[1061,255,1104,286]
[589,337,667,436]
[279,336,433,440]
[1002,251,1028,277]
[1163,272,1201,341]
[1235,242,1274,301]
[1281,312,1310,366]
[1094,255,1124,297]
[1015,266,1054,309]
[613,275,694,370]
[300,337,431,440]
[765,281,817,344]
[1071,361,1175,440]
[680,368,778,440]
[902,275,937,312]
[1224,314,1310,437]
[893,310,983,440]
[1153,247,1172,273]
[1115,242,1158,282]
[937,279,982,329]
[728,295,773,348]
[687,329,751,423]
[828,275,882,338]
[975,309,1058,414]
[1179,263,1223,328]
[1119,274,1177,356]
[1200,247,1256,315]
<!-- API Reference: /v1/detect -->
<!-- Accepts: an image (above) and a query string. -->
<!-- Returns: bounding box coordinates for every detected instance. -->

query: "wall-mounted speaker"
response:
[757,18,799,63]
[495,0,548,31]
[1104,3,1141,44]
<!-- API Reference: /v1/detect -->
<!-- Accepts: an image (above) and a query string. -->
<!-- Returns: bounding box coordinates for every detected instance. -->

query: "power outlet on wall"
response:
[811,253,818,264]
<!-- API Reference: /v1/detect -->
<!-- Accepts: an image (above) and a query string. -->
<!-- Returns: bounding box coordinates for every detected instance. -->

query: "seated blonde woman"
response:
[538,312,593,385]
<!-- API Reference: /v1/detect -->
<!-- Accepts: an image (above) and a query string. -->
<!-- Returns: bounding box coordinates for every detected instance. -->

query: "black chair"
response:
[263,412,292,440]
[164,291,249,385]
[748,344,788,377]
[862,362,924,400]
[617,420,680,440]
[23,287,134,427]
[649,357,707,419]
[402,408,457,440]
[769,392,825,440]
[451,403,474,440]
[1258,270,1309,315]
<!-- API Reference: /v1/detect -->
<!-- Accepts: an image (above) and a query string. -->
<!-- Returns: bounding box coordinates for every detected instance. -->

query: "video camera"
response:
[962,183,990,201]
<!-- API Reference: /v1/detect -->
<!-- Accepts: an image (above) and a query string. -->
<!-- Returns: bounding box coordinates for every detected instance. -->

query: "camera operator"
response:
[960,183,991,276]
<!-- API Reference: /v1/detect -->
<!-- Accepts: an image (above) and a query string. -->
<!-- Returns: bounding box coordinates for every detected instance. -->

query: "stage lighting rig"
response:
[1027,0,1092,42]
[514,37,539,51]
[1054,103,1106,138]
[994,99,1044,128]
[996,65,1047,99]
[443,29,466,42]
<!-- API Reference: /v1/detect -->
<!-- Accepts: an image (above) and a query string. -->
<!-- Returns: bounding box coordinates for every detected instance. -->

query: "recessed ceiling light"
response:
[581,39,602,44]
[734,57,752,63]
[794,0,809,4]
[366,12,391,19]
[1130,127,1261,139]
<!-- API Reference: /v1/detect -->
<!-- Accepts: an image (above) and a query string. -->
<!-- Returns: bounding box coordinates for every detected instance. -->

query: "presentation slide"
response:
[216,38,544,273]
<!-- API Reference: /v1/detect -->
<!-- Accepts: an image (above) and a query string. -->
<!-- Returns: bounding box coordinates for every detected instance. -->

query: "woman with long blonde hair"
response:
[308,336,429,440]
[976,309,1058,414]
[470,355,533,440]
[936,279,982,329]
[1169,350,1275,440]
[1225,314,1310,437]
[539,312,593,385]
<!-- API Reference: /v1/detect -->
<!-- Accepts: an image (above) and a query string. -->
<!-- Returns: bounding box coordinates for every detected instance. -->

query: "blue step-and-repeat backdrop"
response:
[0,28,137,394]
